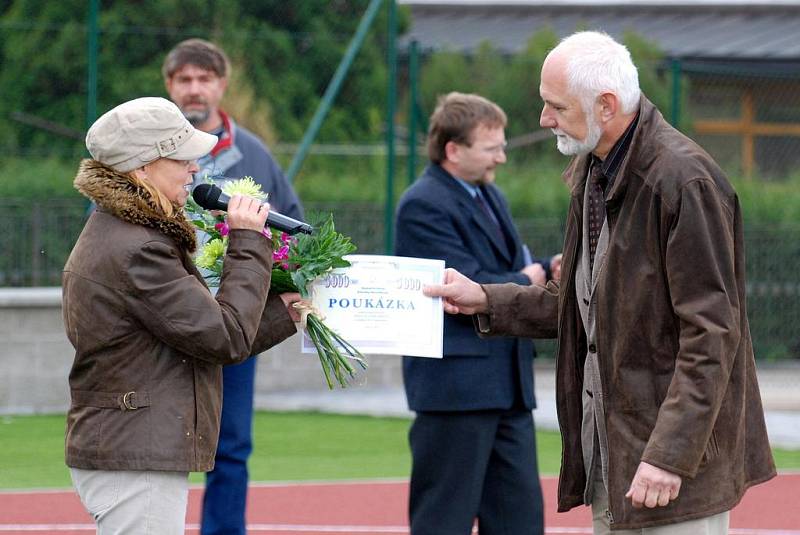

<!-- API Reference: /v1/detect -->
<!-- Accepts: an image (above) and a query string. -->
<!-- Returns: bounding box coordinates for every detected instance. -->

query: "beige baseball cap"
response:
[85,97,217,172]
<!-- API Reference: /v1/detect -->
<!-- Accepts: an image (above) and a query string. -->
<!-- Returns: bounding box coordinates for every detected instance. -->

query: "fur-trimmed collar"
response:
[74,159,197,252]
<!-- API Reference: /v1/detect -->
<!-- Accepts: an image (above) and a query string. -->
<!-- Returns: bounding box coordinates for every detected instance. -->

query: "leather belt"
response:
[71,390,151,411]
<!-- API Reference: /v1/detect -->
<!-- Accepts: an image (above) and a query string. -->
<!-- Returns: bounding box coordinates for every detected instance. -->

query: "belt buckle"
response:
[157,137,177,157]
[122,391,138,410]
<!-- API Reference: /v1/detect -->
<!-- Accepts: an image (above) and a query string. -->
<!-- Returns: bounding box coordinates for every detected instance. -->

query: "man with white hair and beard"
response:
[423,31,775,534]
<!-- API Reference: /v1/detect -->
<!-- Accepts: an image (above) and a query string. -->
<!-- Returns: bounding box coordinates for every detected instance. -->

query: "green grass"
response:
[0,411,797,490]
[773,448,800,470]
[0,411,561,489]
[0,413,70,489]
[191,412,417,485]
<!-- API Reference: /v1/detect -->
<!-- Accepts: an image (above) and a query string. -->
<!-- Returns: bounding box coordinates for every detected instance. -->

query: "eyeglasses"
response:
[455,140,507,155]
[475,142,507,155]
[169,159,198,168]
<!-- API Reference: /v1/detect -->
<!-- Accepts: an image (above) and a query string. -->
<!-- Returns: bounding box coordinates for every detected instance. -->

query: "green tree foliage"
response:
[419,49,471,109]
[0,0,405,157]
[621,30,678,127]
[492,28,559,140]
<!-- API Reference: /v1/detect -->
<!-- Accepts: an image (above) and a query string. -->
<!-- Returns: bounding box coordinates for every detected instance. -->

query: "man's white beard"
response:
[553,110,602,156]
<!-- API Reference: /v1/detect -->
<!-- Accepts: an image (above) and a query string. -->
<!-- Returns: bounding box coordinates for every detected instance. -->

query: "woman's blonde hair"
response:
[127,166,178,218]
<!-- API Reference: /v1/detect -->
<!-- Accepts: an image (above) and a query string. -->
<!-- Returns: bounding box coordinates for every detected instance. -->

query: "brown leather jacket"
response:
[482,96,775,529]
[63,160,296,472]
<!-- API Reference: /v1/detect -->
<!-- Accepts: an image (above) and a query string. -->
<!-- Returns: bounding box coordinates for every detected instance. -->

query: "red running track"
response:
[0,474,798,534]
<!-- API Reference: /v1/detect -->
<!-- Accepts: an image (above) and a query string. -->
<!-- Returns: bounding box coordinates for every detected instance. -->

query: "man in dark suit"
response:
[395,92,559,535]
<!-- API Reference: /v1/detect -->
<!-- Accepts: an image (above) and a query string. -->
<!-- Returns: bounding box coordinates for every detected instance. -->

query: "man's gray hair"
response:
[555,31,640,115]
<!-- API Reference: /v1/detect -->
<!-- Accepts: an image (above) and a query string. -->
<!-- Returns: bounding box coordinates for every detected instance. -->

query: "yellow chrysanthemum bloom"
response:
[222,176,268,201]
[196,238,226,269]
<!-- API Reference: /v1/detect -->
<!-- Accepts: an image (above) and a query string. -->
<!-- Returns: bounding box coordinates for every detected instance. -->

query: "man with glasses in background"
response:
[395,92,560,535]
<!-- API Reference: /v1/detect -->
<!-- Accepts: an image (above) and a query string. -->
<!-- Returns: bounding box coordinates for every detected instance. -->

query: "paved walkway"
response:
[256,361,800,449]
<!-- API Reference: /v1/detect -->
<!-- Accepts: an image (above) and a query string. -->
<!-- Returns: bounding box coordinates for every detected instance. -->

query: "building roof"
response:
[400,1,800,62]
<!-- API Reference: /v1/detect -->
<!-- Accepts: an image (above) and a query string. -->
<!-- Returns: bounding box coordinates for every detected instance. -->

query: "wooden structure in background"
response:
[694,88,800,177]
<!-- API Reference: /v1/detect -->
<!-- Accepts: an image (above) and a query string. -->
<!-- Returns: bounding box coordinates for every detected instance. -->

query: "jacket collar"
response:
[427,163,513,262]
[209,109,235,157]
[427,163,477,204]
[74,159,197,252]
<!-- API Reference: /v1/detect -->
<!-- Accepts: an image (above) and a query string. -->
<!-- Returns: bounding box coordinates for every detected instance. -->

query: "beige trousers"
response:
[591,476,730,535]
[70,468,189,535]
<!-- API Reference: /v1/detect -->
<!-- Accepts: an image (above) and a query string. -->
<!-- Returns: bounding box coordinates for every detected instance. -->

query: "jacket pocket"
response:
[700,431,720,467]
[66,407,103,458]
[99,407,152,459]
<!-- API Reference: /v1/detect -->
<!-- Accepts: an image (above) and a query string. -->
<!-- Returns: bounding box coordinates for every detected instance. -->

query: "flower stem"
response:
[306,314,366,389]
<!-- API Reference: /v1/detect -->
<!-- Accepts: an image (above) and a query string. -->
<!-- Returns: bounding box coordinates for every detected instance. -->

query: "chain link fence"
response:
[3,200,798,361]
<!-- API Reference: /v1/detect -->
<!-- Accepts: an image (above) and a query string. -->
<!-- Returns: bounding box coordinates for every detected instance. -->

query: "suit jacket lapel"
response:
[429,167,513,263]
[482,186,518,263]
[450,194,509,263]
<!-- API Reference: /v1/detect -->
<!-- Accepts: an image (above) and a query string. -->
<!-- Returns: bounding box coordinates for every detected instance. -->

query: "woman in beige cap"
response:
[62,97,299,534]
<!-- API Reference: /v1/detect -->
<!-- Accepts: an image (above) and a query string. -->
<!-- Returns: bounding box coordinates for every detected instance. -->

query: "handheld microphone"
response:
[192,183,313,235]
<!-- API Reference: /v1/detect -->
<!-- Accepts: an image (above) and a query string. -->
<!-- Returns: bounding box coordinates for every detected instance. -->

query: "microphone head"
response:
[192,183,226,210]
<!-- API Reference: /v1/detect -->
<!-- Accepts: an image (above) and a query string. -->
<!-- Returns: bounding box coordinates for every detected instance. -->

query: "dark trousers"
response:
[408,409,544,535]
[201,356,256,535]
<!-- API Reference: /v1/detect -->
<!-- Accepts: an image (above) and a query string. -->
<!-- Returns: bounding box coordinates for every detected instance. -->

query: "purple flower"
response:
[214,222,230,237]
[262,227,272,239]
[273,244,290,262]
[280,232,292,244]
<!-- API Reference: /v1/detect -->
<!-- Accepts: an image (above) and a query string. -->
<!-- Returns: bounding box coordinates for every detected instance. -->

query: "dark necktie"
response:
[474,190,504,241]
[587,163,606,273]
[474,190,510,252]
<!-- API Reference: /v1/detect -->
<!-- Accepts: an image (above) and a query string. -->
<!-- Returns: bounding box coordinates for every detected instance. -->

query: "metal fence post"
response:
[86,0,99,128]
[670,57,682,128]
[407,40,419,187]
[384,0,397,254]
[29,204,42,286]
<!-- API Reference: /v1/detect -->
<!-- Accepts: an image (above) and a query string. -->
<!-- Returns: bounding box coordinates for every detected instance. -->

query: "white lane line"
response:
[0,525,797,535]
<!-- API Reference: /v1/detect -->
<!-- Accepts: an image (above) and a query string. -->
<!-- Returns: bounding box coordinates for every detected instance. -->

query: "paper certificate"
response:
[301,255,445,358]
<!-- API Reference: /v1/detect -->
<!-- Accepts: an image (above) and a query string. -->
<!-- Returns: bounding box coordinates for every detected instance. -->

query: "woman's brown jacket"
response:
[63,160,296,472]
[482,96,776,529]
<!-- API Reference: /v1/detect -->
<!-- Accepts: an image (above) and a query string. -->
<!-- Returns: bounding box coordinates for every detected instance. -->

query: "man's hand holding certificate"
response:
[303,255,444,358]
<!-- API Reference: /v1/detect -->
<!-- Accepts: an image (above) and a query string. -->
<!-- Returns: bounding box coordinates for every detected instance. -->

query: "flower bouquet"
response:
[186,177,367,389]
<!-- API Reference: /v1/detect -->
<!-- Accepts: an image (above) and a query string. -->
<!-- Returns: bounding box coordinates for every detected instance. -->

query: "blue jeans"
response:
[201,356,256,535]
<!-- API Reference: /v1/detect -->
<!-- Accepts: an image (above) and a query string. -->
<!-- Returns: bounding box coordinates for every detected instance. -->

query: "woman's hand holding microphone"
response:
[225,194,270,231]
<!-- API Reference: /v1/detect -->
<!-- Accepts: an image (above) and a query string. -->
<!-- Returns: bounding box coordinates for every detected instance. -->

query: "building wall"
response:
[0,289,74,414]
